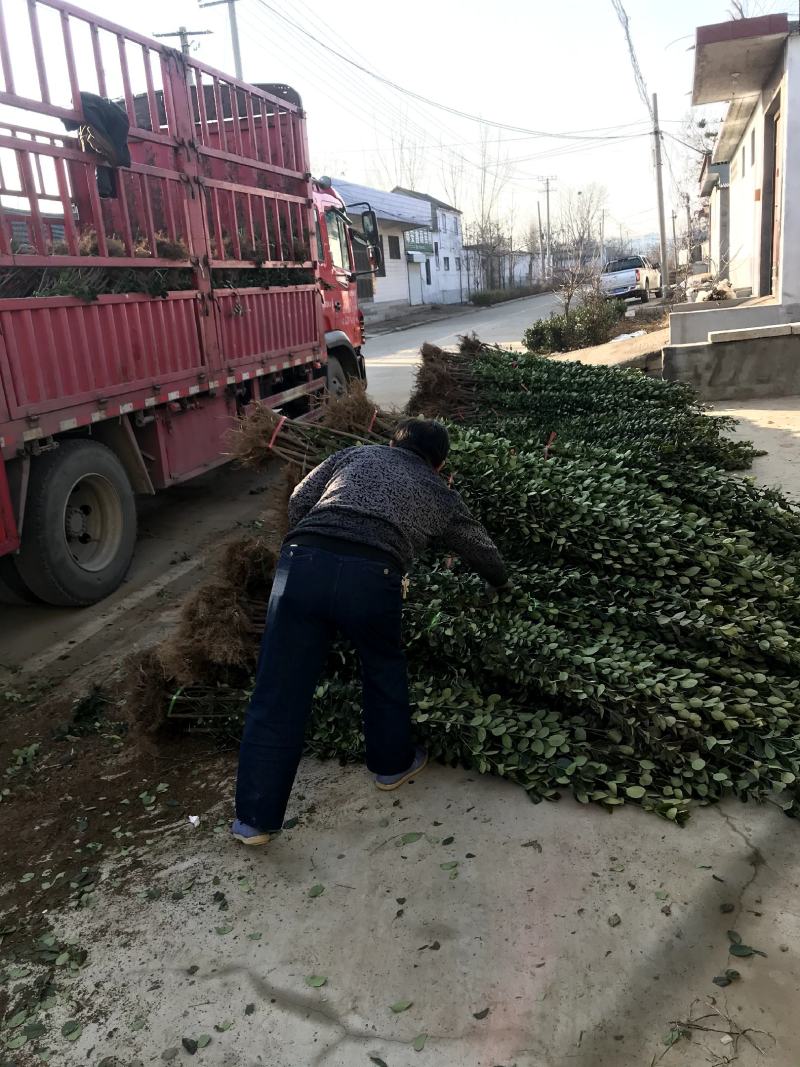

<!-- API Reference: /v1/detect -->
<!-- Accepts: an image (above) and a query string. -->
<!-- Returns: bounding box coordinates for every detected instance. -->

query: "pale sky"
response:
[3,0,789,240]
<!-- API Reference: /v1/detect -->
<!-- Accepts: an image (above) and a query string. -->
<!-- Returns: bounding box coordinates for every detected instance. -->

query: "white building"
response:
[393,189,465,305]
[676,11,800,343]
[332,179,430,321]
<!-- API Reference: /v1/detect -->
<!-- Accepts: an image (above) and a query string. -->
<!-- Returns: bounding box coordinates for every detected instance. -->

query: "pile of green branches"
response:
[162,340,800,820]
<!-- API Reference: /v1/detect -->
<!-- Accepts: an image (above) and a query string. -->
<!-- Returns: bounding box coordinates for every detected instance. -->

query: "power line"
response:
[609,0,653,119]
[253,0,662,143]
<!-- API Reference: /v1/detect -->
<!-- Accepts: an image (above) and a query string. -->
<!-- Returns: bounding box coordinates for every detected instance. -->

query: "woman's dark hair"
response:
[391,418,450,468]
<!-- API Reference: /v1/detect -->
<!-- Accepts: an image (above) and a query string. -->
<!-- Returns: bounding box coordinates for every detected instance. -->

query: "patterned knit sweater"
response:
[287,444,507,586]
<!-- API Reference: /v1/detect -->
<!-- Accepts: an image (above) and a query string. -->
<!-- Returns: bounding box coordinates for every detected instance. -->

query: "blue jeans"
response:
[235,544,414,831]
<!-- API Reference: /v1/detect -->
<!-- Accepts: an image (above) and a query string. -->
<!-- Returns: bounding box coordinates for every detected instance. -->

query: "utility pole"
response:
[652,92,670,298]
[533,175,556,280]
[671,209,678,280]
[599,208,606,267]
[537,200,546,280]
[154,25,212,56]
[199,0,243,79]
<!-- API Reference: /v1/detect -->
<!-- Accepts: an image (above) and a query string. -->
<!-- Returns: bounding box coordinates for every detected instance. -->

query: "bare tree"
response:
[463,125,511,291]
[553,184,607,312]
[374,112,424,190]
[522,221,541,285]
[440,151,465,212]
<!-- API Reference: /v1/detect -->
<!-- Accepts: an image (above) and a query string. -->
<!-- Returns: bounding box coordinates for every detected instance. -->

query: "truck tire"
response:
[640,282,650,304]
[0,555,39,605]
[16,440,137,607]
[326,355,347,397]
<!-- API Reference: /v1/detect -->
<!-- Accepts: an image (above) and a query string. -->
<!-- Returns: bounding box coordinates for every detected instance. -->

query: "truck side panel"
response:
[0,292,205,420]
[213,287,321,370]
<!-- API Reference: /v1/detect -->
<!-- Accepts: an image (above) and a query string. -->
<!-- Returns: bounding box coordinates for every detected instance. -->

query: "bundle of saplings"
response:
[157,343,800,821]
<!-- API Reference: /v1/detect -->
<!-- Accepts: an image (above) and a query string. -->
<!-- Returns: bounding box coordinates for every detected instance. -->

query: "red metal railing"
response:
[0,0,313,270]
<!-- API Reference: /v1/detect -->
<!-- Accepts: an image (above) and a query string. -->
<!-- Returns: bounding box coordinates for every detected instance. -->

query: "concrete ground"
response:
[23,762,800,1067]
[713,395,800,500]
[364,292,560,409]
[4,313,800,1067]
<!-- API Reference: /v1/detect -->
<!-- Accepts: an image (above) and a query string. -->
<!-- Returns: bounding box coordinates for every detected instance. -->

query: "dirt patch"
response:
[0,472,294,998]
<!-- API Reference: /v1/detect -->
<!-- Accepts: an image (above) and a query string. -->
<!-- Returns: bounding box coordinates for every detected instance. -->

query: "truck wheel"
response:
[16,440,137,607]
[640,283,650,304]
[326,355,347,398]
[0,555,39,605]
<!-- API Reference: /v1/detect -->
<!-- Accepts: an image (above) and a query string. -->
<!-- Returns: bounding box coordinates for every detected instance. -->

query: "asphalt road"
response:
[363,292,560,409]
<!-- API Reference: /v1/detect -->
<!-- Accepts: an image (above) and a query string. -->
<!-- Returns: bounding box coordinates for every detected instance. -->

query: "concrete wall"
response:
[708,183,730,279]
[426,208,465,305]
[727,97,765,293]
[663,331,800,400]
[779,35,800,313]
[670,299,790,344]
[373,224,411,305]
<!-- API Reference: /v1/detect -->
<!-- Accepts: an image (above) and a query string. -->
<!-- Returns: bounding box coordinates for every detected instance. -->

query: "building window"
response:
[425,258,431,285]
[741,145,746,176]
[455,256,461,271]
[387,234,401,259]
[751,128,756,166]
[443,256,450,270]
[434,240,439,268]
[441,213,447,231]
[452,217,459,235]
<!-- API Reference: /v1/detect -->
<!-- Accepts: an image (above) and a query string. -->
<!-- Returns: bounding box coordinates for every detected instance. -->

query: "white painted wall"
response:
[727,102,763,293]
[373,224,410,305]
[778,35,800,314]
[709,185,723,278]
[424,208,465,304]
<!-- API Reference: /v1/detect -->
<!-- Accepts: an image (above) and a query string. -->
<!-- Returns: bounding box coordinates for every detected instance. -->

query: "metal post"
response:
[671,209,678,281]
[652,92,670,298]
[200,0,243,79]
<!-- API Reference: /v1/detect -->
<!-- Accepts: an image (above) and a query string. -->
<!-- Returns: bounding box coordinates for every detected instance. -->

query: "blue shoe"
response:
[231,818,271,846]
[375,747,428,791]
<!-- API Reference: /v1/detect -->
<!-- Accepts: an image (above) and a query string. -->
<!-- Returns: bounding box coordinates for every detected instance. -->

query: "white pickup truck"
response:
[600,255,661,303]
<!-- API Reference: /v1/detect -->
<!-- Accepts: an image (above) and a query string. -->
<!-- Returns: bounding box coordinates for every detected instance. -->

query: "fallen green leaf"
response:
[305,975,328,988]
[247,932,262,941]
[62,1020,82,1041]
[398,832,423,845]
[390,1000,412,1014]
[440,861,458,870]
[309,884,325,898]
[215,924,233,936]
[197,1034,211,1048]
[412,1033,427,1052]
[473,1007,490,1020]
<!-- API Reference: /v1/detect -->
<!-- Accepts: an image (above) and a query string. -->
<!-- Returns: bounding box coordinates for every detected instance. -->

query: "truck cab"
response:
[313,179,380,394]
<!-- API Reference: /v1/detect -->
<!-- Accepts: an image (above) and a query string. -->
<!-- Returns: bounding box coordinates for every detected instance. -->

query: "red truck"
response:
[0,1,379,607]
